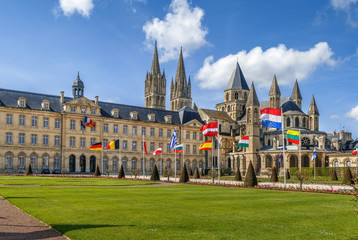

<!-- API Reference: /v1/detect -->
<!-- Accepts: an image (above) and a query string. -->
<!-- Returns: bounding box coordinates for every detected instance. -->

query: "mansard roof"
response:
[225,62,249,91]
[0,88,202,125]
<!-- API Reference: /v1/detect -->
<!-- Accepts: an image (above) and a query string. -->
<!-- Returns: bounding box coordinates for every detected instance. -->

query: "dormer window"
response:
[164,115,172,124]
[148,113,155,122]
[130,111,138,120]
[111,108,119,118]
[91,109,96,115]
[18,97,26,108]
[41,100,50,110]
[71,107,76,112]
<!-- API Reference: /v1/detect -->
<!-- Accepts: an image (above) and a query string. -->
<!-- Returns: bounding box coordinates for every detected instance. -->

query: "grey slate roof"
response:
[308,95,319,115]
[291,79,302,100]
[225,62,249,91]
[246,82,260,106]
[269,74,281,96]
[0,88,202,125]
[260,97,305,115]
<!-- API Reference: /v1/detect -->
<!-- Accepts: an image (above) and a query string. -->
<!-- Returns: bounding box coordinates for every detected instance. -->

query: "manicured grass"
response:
[0,177,357,239]
[0,175,155,186]
[216,175,346,184]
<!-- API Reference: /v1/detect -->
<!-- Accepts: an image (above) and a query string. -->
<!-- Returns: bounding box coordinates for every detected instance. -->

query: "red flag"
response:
[143,140,148,155]
[200,122,218,137]
[152,147,162,156]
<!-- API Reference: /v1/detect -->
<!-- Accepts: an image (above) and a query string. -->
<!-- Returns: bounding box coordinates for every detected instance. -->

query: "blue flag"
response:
[311,148,317,161]
[278,152,282,164]
[81,121,86,131]
[169,129,177,149]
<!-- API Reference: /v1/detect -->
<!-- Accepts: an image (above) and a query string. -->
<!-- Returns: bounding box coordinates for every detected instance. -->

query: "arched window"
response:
[265,156,272,168]
[221,107,224,112]
[122,158,127,170]
[112,157,118,171]
[18,155,25,169]
[42,155,49,169]
[6,153,13,169]
[295,117,299,127]
[150,159,154,171]
[31,154,37,169]
[166,160,171,169]
[268,139,271,146]
[131,159,137,170]
[226,93,229,101]
[286,118,290,127]
[346,161,351,167]
[103,157,108,170]
[302,118,306,128]
[334,161,339,168]
[235,92,238,100]
[228,106,231,112]
[54,155,60,169]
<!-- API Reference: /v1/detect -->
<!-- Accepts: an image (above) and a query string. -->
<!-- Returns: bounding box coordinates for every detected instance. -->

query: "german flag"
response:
[106,140,119,150]
[199,140,212,151]
[90,142,102,151]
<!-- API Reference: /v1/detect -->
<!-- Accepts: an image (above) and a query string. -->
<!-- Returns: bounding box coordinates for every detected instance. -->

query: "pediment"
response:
[183,119,203,128]
[63,97,101,115]
[65,97,99,108]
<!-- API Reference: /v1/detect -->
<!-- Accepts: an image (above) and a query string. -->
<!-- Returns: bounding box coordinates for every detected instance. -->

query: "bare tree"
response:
[163,167,173,182]
[294,169,310,190]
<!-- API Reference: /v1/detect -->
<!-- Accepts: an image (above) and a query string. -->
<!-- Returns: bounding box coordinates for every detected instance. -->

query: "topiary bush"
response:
[343,166,354,185]
[270,166,278,182]
[331,168,338,181]
[118,164,125,179]
[193,168,200,179]
[94,164,101,177]
[235,167,242,181]
[179,164,189,183]
[26,164,33,176]
[244,161,257,187]
[150,164,160,181]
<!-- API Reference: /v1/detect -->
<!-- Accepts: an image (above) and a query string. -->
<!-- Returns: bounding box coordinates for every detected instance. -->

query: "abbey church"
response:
[0,42,356,176]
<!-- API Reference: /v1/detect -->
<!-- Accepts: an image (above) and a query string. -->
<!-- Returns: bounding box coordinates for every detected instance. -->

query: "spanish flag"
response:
[287,130,299,144]
[90,142,102,151]
[199,140,212,151]
[106,139,119,150]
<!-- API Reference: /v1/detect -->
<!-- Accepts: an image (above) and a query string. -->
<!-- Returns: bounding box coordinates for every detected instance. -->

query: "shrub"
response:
[286,169,290,179]
[244,161,257,187]
[343,167,354,185]
[222,168,232,176]
[118,164,125,179]
[235,167,242,181]
[131,169,141,178]
[193,168,200,179]
[331,168,338,181]
[294,169,310,189]
[94,164,101,177]
[163,167,173,181]
[270,166,278,182]
[26,164,33,176]
[188,167,193,176]
[179,164,189,183]
[150,164,160,181]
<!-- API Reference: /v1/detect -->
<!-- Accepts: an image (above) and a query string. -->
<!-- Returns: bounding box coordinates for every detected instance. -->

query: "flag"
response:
[287,130,299,144]
[260,108,282,129]
[143,140,148,155]
[152,147,162,156]
[352,147,358,155]
[238,136,249,148]
[169,129,177,149]
[311,148,317,161]
[199,140,212,151]
[90,142,102,151]
[172,144,183,153]
[84,116,95,128]
[81,121,86,131]
[278,152,282,164]
[200,122,218,137]
[106,139,119,150]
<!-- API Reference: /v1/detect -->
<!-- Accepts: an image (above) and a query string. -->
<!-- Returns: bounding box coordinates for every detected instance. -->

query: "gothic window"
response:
[286,117,290,127]
[222,107,224,112]
[346,160,351,167]
[303,155,310,167]
[228,106,231,112]
[268,139,271,146]
[226,93,229,101]
[235,92,238,100]
[302,118,306,128]
[265,156,272,168]
[295,117,299,127]
[334,161,339,168]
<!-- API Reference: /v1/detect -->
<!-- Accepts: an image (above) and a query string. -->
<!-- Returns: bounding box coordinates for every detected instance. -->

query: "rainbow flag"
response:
[199,140,212,151]
[287,130,299,144]
[238,136,249,148]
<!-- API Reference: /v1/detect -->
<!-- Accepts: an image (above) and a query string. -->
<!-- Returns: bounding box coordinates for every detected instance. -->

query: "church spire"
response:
[225,61,249,91]
[291,79,302,109]
[269,74,281,96]
[151,40,160,75]
[308,95,319,115]
[246,82,260,106]
[175,47,187,93]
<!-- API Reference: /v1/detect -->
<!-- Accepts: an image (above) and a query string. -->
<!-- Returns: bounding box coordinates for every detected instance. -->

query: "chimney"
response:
[60,91,64,104]
[95,96,98,104]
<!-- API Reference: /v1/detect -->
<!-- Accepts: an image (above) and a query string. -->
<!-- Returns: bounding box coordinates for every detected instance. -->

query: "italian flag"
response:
[238,136,249,148]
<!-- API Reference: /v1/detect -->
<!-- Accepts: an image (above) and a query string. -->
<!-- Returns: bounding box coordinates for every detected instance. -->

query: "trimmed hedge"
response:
[150,164,160,181]
[244,161,257,187]
[118,164,125,179]
[289,167,356,177]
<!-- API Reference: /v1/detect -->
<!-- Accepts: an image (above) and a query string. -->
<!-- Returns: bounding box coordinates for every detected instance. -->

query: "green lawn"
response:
[217,175,347,184]
[0,176,357,240]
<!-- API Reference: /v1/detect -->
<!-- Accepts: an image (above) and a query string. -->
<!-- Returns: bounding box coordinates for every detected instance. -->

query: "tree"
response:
[131,169,141,178]
[331,168,338,181]
[343,167,354,185]
[179,164,189,183]
[94,164,101,177]
[193,168,200,179]
[118,164,125,179]
[26,164,33,176]
[244,161,257,187]
[163,167,173,181]
[150,164,160,181]
[235,167,242,181]
[270,166,278,182]
[294,169,310,189]
[104,169,111,177]
[208,169,218,183]
[286,169,290,179]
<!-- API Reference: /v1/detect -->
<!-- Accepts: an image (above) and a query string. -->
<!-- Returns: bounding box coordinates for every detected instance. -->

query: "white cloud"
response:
[330,115,341,119]
[57,0,94,17]
[143,0,208,62]
[330,0,358,27]
[346,105,358,121]
[196,42,336,90]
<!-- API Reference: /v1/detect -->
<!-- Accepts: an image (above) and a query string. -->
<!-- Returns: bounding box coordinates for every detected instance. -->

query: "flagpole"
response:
[212,136,214,184]
[102,139,104,175]
[118,137,121,173]
[314,148,316,180]
[174,128,177,182]
[217,120,220,184]
[183,127,185,175]
[143,135,145,178]
[299,129,301,174]
[281,108,286,188]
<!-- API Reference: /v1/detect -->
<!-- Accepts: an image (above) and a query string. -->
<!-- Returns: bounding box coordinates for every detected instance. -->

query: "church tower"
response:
[170,47,192,111]
[216,61,250,120]
[145,41,166,110]
[246,82,260,171]
[269,74,281,109]
[72,72,84,99]
[291,79,302,109]
[308,95,319,131]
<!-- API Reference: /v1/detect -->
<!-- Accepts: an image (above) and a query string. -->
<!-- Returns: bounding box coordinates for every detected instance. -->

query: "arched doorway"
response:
[80,155,86,172]
[90,156,96,172]
[228,157,231,169]
[69,155,76,172]
[289,155,298,168]
[303,155,310,167]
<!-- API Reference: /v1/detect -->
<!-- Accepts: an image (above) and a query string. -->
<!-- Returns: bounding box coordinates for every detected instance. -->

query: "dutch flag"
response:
[260,108,282,129]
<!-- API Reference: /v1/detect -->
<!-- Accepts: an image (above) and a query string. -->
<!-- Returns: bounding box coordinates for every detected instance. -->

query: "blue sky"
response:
[0,0,358,137]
